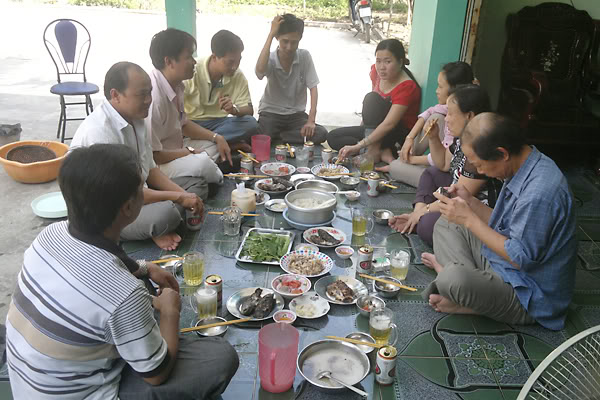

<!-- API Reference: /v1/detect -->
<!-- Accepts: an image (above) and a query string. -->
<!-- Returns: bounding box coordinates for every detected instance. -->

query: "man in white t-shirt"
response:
[71,62,204,251]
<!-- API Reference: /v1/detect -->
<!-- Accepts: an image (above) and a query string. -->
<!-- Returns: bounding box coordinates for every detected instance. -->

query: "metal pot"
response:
[284,189,336,224]
[294,179,338,193]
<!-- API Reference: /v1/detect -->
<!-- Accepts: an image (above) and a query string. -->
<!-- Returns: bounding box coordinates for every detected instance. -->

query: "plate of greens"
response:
[236,228,295,265]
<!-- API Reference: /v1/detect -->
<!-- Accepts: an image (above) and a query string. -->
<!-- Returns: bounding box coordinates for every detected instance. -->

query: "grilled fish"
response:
[326,280,354,303]
[239,288,263,316]
[253,293,276,318]
[272,177,293,188]
[310,229,341,246]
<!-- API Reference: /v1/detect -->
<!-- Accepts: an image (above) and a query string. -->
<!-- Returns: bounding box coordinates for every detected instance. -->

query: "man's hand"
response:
[434,190,476,227]
[270,15,284,37]
[148,264,180,292]
[218,95,235,115]
[152,287,181,314]
[215,135,233,166]
[175,192,204,218]
[300,120,316,139]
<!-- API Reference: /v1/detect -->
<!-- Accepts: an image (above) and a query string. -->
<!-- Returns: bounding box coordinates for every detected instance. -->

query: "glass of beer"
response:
[194,287,217,320]
[183,251,204,286]
[390,250,410,281]
[351,208,374,237]
[355,153,375,174]
[369,307,399,346]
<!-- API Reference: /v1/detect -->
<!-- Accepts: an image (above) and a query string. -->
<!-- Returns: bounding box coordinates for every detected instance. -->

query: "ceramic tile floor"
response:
[120,154,600,400]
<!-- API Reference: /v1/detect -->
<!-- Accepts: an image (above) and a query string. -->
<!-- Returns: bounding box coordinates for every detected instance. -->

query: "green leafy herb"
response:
[240,232,291,262]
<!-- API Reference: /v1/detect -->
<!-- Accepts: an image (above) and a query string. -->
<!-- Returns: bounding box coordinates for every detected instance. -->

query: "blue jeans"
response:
[193,115,257,143]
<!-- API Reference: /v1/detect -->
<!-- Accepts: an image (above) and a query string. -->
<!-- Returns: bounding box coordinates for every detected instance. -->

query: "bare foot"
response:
[381,148,395,164]
[375,165,391,173]
[428,294,477,315]
[421,252,443,274]
[231,142,252,153]
[152,232,181,251]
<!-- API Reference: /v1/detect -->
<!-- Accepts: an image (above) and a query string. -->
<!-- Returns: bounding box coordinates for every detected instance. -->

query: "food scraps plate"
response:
[310,163,350,180]
[303,227,347,248]
[289,291,330,319]
[265,199,287,213]
[314,275,368,305]
[235,228,295,265]
[226,287,284,321]
[260,162,296,177]
[254,178,293,195]
[279,250,334,278]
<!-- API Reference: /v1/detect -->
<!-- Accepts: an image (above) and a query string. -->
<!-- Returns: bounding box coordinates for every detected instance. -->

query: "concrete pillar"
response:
[408,0,468,110]
[165,0,196,39]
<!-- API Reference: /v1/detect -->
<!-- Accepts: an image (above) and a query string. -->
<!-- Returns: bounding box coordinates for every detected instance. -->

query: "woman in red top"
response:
[327,39,421,163]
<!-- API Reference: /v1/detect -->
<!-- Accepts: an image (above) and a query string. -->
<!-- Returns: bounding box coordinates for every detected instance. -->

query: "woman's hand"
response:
[389,210,424,234]
[425,119,440,144]
[338,144,360,161]
[399,136,413,162]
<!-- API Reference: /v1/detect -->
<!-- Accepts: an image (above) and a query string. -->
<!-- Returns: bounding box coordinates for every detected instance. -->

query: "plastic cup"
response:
[251,135,271,162]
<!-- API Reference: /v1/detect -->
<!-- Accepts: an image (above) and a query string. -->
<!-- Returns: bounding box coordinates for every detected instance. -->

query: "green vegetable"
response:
[240,232,291,262]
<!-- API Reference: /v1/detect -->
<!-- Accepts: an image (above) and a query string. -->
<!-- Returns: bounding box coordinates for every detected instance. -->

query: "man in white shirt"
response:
[146,28,233,181]
[71,62,204,251]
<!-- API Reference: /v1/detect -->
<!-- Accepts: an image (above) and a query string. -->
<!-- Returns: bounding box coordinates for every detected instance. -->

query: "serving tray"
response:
[235,228,295,265]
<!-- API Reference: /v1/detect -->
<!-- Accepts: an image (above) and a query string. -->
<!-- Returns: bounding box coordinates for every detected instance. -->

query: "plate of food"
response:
[311,163,350,180]
[314,275,368,305]
[271,274,311,300]
[226,287,284,321]
[254,178,294,195]
[303,227,347,248]
[279,250,334,278]
[260,162,296,177]
[289,291,330,319]
[265,199,287,213]
[236,228,295,265]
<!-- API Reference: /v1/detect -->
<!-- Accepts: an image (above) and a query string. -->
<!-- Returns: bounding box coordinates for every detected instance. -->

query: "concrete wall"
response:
[408,0,468,110]
[473,0,600,109]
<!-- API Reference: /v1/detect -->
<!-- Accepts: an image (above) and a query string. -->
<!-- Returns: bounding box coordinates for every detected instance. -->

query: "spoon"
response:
[317,371,368,397]
[315,198,337,209]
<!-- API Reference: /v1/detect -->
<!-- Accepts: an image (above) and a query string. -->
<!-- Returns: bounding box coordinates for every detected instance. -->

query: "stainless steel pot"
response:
[284,189,336,224]
[294,179,338,193]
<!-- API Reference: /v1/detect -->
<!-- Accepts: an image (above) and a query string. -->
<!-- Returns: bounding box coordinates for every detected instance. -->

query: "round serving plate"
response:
[31,191,67,218]
[260,162,296,177]
[226,287,284,321]
[279,250,334,278]
[303,227,347,248]
[288,291,330,319]
[313,275,369,305]
[254,178,293,195]
[310,163,350,181]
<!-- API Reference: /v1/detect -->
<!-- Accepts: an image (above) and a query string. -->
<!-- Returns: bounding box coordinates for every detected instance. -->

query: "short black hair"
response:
[150,28,197,70]
[441,61,474,88]
[448,84,491,116]
[277,14,304,37]
[103,61,145,100]
[462,113,526,161]
[59,144,142,234]
[211,30,244,58]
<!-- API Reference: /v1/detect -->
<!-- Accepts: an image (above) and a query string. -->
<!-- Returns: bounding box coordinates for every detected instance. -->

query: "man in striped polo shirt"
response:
[6,144,239,399]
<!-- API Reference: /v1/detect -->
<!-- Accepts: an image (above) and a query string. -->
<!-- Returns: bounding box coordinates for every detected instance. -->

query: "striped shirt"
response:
[6,221,167,399]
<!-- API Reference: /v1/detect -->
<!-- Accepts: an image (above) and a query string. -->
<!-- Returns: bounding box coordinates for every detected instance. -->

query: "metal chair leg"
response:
[56,95,65,139]
[61,97,67,143]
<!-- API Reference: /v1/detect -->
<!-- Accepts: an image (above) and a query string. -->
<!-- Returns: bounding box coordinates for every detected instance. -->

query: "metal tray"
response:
[226,287,284,321]
[235,228,295,265]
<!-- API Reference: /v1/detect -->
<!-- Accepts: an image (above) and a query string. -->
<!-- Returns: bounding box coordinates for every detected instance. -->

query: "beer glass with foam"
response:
[369,307,399,346]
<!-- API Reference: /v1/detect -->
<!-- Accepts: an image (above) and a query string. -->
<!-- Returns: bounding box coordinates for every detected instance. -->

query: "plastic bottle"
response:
[231,183,256,214]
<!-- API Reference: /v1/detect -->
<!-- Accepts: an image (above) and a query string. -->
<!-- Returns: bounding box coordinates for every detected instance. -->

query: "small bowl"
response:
[344,191,361,202]
[194,316,228,337]
[271,274,312,300]
[273,310,297,324]
[295,243,319,252]
[296,167,311,174]
[255,191,270,206]
[335,245,354,259]
[230,173,254,186]
[340,175,360,189]
[373,209,394,225]
[373,276,402,298]
[356,295,386,317]
[345,332,376,353]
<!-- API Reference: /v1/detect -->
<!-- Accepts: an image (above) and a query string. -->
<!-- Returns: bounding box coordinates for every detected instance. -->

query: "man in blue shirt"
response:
[421,113,576,330]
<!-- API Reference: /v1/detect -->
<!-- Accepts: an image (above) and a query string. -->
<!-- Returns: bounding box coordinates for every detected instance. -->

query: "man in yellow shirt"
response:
[184,30,256,152]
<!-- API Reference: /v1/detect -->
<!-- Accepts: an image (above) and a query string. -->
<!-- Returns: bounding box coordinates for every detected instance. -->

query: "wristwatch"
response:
[232,104,240,115]
[186,146,195,154]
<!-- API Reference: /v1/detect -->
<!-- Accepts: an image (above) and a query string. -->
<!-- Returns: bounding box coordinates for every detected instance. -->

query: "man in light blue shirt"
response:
[421,113,576,330]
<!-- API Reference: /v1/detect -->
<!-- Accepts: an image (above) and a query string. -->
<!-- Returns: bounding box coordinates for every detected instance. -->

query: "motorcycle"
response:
[349,0,372,43]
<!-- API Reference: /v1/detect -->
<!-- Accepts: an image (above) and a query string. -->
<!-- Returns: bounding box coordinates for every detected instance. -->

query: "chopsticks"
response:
[237,150,259,163]
[286,143,295,157]
[207,211,260,217]
[359,274,417,292]
[419,120,436,143]
[358,177,397,189]
[325,336,384,348]
[148,257,183,264]
[180,318,251,333]
[224,174,268,179]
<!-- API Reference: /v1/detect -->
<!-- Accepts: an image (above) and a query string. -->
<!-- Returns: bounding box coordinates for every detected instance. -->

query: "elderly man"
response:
[71,62,205,251]
[147,28,234,179]
[422,113,577,330]
[6,144,239,400]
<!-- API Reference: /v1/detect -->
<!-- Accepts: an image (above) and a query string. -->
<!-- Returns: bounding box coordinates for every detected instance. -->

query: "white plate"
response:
[260,162,296,177]
[303,227,347,248]
[289,291,330,319]
[31,192,67,218]
[310,163,350,180]
[265,199,287,213]
[254,178,293,195]
[279,250,334,278]
[314,275,369,305]
[289,173,318,185]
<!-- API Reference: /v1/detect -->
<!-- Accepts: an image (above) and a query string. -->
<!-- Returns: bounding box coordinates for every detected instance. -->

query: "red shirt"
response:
[369,64,420,130]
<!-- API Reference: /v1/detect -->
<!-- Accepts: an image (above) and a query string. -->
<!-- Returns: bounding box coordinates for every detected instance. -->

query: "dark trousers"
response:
[118,336,239,400]
[414,166,453,247]
[326,92,410,152]
[250,111,328,145]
